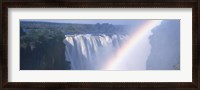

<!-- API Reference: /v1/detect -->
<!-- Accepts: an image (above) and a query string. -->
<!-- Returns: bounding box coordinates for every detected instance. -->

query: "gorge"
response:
[20,20,180,70]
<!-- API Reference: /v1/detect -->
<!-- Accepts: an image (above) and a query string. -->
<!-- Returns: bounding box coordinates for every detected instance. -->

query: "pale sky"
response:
[21,19,147,25]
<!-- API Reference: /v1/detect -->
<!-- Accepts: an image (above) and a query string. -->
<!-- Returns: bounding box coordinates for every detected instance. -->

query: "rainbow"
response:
[102,20,162,70]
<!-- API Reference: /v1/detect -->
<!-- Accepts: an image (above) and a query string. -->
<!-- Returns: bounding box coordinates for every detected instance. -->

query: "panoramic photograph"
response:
[20,19,180,70]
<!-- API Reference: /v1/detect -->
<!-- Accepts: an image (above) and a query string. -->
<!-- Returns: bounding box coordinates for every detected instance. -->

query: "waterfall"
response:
[63,34,128,70]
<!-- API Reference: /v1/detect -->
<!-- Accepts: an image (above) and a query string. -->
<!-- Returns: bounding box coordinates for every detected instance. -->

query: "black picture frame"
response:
[1,0,199,89]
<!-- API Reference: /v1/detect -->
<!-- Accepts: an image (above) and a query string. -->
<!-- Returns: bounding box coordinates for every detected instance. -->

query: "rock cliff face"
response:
[146,20,180,70]
[20,38,70,70]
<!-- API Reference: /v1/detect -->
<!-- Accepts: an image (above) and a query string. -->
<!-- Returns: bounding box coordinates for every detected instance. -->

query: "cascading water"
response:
[63,33,153,70]
[63,34,128,70]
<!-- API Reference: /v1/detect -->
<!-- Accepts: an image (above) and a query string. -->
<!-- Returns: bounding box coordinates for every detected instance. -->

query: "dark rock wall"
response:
[20,39,70,70]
